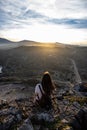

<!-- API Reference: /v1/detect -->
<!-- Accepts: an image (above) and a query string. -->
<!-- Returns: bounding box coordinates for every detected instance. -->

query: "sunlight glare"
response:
[1,24,86,44]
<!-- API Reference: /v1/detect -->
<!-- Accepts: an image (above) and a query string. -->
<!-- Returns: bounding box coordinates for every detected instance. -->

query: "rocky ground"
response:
[0,42,87,130]
[0,81,87,130]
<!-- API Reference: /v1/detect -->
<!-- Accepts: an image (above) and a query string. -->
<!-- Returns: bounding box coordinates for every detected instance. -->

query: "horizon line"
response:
[0,37,87,46]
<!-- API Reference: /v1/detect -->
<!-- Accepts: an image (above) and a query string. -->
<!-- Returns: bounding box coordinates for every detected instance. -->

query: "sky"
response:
[0,0,87,44]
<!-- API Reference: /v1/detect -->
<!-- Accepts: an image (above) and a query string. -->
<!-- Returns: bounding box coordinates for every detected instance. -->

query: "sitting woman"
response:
[34,71,55,110]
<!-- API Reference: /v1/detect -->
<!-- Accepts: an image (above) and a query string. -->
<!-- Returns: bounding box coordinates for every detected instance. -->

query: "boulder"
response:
[79,83,87,92]
[71,109,87,130]
[30,111,54,125]
[18,118,34,130]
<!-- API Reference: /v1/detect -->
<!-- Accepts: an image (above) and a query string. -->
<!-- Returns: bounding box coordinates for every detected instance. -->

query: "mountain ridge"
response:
[0,38,87,47]
[0,38,14,43]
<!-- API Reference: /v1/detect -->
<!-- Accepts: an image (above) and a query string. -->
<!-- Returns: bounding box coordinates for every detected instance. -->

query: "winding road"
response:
[71,59,82,84]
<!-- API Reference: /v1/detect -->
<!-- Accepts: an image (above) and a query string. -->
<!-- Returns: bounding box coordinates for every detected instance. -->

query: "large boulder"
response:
[30,111,54,125]
[79,83,87,92]
[71,109,87,130]
[18,118,34,130]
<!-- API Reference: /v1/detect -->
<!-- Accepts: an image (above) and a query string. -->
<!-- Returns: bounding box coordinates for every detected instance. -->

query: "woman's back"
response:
[34,72,55,110]
[35,83,44,101]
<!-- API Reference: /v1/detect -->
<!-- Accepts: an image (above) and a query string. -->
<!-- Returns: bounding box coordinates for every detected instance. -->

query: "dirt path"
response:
[71,59,82,84]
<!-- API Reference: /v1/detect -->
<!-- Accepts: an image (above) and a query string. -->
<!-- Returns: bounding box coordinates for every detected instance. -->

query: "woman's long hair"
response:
[41,71,55,95]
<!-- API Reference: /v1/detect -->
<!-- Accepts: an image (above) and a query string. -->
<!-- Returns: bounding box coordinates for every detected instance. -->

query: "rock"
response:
[18,118,34,130]
[63,100,69,105]
[16,114,22,122]
[57,95,64,100]
[37,125,49,130]
[0,125,3,130]
[0,115,16,130]
[79,83,87,92]
[33,125,41,130]
[69,90,74,95]
[75,109,87,130]
[37,112,54,122]
[30,111,55,129]
[0,66,2,73]
[0,107,22,117]
[61,119,68,123]
[71,117,81,130]
[9,107,22,116]
[0,105,22,130]
[62,126,73,130]
[73,102,81,109]
[0,99,8,108]
[21,87,25,90]
[71,109,87,130]
[0,82,86,130]
[38,112,54,122]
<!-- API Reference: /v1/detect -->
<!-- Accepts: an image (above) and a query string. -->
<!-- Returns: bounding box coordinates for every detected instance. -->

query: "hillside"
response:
[0,45,73,81]
[0,38,15,44]
[0,44,87,130]
[0,44,87,81]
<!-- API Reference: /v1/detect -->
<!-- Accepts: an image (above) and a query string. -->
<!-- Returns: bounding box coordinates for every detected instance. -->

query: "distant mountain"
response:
[19,40,35,43]
[0,38,35,44]
[0,38,13,43]
[0,38,70,48]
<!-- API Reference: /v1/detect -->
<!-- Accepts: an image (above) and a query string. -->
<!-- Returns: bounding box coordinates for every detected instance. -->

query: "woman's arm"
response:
[34,84,40,103]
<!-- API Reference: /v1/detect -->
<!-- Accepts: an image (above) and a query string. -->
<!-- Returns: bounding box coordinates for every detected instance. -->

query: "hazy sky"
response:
[0,0,87,44]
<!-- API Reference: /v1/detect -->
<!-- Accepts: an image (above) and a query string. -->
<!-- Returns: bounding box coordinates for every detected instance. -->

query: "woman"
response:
[34,71,55,110]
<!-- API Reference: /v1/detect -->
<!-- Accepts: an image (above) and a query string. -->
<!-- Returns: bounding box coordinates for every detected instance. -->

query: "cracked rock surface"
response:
[0,82,87,130]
